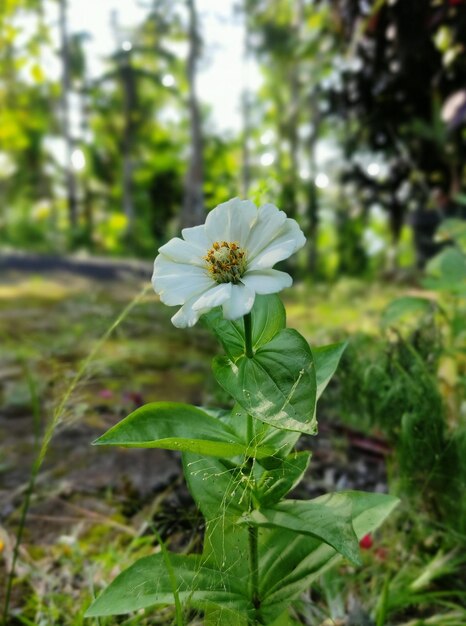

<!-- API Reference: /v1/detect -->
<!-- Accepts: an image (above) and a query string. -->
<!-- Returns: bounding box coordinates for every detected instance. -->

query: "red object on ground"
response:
[359,533,373,549]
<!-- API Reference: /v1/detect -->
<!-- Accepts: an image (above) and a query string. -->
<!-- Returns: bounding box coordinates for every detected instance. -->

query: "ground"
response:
[0,255,404,625]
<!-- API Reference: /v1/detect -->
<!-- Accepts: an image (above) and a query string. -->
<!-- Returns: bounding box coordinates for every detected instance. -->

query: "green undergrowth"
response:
[4,272,462,625]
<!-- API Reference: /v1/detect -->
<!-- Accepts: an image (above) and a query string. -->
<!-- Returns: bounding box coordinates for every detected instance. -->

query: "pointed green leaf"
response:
[183,453,250,589]
[313,342,347,400]
[202,294,286,359]
[255,451,311,507]
[85,553,250,617]
[255,341,347,455]
[258,491,400,623]
[94,402,274,459]
[256,340,349,452]
[183,453,245,519]
[240,492,361,566]
[213,329,317,434]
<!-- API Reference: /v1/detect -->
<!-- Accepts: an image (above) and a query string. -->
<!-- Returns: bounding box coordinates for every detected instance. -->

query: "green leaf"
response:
[253,341,347,454]
[423,247,466,293]
[258,491,400,623]
[381,296,434,328]
[214,404,299,463]
[213,329,317,434]
[85,553,250,618]
[183,453,250,591]
[202,294,286,359]
[255,451,311,507]
[435,218,466,251]
[183,453,245,519]
[240,492,361,566]
[93,402,274,459]
[313,342,347,400]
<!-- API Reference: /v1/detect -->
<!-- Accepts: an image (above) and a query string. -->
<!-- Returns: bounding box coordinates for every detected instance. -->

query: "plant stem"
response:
[247,414,260,622]
[244,313,254,358]
[248,523,260,612]
[244,315,258,620]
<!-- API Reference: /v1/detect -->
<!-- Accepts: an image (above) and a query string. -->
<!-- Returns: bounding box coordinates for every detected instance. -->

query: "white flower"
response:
[152,198,306,328]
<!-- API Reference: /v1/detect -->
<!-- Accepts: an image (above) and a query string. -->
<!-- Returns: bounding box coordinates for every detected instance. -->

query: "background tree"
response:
[180,0,205,229]
[58,0,79,234]
[324,0,466,265]
[0,0,58,247]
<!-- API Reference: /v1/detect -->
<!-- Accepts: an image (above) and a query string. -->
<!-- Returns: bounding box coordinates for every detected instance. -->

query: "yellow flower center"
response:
[205,241,247,284]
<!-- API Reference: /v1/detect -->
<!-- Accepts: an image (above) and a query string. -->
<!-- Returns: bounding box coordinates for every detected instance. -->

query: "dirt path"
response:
[0,250,152,282]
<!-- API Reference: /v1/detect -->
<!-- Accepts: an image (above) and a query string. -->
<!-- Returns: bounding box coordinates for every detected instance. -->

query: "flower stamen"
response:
[205,241,247,284]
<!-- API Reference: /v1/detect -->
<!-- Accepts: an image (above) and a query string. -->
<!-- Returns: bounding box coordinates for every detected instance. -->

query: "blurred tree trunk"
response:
[121,55,137,241]
[307,139,319,275]
[181,0,204,229]
[286,0,304,220]
[80,83,94,244]
[307,99,321,275]
[241,8,251,198]
[58,0,78,234]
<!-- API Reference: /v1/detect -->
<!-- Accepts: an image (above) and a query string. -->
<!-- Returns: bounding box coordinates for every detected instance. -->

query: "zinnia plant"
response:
[86,198,398,625]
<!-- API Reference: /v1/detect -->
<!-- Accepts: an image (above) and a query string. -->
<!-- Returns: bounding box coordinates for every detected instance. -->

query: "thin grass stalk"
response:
[2,285,151,624]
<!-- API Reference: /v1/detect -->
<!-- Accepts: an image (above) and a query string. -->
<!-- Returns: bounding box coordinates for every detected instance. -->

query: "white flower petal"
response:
[171,295,203,328]
[157,275,214,306]
[192,283,232,311]
[181,224,210,252]
[242,269,292,294]
[152,253,203,280]
[152,197,306,328]
[222,283,255,320]
[205,197,258,246]
[152,255,213,305]
[171,284,231,327]
[246,203,288,259]
[248,219,306,270]
[158,237,205,266]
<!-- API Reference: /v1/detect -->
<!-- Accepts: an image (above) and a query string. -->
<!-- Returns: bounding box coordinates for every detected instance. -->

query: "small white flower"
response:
[152,198,306,328]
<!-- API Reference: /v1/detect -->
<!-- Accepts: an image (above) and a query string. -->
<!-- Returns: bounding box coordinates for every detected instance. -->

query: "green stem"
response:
[249,523,260,612]
[247,414,260,622]
[244,313,254,358]
[244,314,258,620]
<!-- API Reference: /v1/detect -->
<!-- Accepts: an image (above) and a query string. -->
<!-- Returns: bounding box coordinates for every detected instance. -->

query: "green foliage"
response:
[203,293,286,359]
[256,492,399,624]
[338,241,466,536]
[424,246,466,294]
[88,293,398,623]
[339,327,466,532]
[213,328,317,434]
[254,450,311,507]
[240,493,361,565]
[85,553,251,618]
[93,401,275,459]
[381,296,435,329]
[313,341,347,400]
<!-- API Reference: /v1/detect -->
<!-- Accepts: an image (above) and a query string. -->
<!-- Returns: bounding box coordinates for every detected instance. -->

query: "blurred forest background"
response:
[2,0,466,274]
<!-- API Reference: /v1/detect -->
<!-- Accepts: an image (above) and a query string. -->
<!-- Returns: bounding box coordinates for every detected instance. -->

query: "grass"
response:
[0,271,217,625]
[0,270,426,625]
